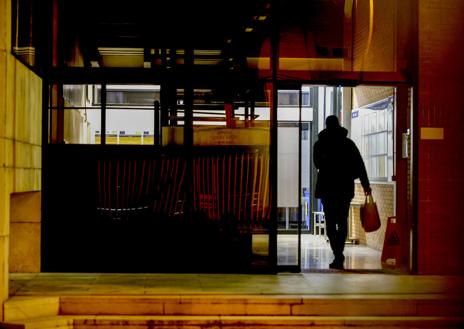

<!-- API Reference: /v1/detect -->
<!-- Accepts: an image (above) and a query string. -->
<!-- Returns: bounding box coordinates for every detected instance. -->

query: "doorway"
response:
[276,85,413,272]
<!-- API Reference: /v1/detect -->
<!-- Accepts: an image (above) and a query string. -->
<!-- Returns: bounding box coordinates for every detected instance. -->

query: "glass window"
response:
[96,85,160,106]
[302,91,311,106]
[379,110,386,131]
[351,89,395,181]
[48,84,161,145]
[278,91,299,106]
[387,132,393,156]
[104,85,160,145]
[48,84,102,144]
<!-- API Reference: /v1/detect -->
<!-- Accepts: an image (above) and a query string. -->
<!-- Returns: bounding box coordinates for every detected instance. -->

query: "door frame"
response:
[271,82,415,273]
[275,82,304,273]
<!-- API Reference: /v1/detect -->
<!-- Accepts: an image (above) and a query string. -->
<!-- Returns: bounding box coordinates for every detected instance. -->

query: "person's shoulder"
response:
[344,137,359,149]
[345,137,355,143]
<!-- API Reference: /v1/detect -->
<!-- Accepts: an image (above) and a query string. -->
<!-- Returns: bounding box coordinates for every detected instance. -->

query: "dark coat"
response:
[313,126,370,200]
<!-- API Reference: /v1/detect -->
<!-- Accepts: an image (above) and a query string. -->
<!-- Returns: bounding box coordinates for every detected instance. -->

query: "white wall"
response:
[277,127,299,207]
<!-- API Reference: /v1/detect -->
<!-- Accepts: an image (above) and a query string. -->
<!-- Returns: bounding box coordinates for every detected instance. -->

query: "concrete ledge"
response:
[4,297,59,322]
[1,317,72,329]
[0,315,464,329]
[70,315,464,329]
[4,315,464,329]
[58,294,464,317]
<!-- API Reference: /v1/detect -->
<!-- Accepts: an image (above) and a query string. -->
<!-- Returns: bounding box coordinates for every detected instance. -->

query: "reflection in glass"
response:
[49,84,101,144]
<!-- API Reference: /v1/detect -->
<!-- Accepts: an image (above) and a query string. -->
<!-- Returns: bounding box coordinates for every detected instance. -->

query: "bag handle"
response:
[364,194,375,204]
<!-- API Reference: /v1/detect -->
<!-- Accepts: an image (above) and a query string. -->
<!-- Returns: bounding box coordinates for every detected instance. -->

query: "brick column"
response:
[417,0,464,274]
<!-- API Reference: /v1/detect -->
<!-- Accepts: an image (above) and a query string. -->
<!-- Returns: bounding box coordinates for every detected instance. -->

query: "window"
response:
[48,84,160,145]
[48,84,102,144]
[351,95,394,182]
[104,85,160,145]
[278,91,299,106]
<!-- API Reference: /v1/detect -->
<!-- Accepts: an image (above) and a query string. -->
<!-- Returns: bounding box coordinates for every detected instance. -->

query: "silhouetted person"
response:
[313,115,371,270]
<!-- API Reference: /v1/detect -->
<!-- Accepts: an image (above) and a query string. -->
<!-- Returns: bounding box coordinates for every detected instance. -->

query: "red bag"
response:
[360,195,381,232]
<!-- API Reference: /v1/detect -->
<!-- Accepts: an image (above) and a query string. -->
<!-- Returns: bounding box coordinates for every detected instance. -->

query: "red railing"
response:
[192,150,271,229]
[97,148,271,229]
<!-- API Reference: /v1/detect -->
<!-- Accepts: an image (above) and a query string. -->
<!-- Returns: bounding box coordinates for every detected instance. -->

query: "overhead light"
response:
[245,27,254,32]
[98,47,144,55]
[98,48,144,67]
[194,59,221,65]
[107,85,160,91]
[226,39,232,44]
[194,49,221,56]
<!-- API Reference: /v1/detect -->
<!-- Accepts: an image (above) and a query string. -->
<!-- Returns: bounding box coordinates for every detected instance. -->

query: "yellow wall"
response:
[0,0,42,318]
[10,192,41,273]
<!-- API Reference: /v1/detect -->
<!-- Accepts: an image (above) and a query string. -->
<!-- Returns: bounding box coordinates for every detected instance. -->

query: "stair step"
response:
[73,315,464,328]
[58,295,464,317]
[5,294,463,329]
[3,316,73,329]
[4,297,60,322]
[5,315,464,329]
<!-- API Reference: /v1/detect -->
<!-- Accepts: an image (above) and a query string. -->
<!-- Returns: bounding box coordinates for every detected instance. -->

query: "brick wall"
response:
[417,0,464,274]
[353,86,394,108]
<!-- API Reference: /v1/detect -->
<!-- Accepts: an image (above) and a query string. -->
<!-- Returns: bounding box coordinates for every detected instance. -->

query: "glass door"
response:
[276,85,311,271]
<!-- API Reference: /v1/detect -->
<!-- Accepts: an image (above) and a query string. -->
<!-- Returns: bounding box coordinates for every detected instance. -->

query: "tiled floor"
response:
[278,234,382,270]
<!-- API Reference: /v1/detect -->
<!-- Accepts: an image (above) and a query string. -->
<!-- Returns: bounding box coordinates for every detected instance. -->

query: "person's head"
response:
[325,115,340,130]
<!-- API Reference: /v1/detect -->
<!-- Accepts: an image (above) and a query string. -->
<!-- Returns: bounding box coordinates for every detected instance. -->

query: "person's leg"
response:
[321,199,340,265]
[333,198,351,264]
[322,198,351,269]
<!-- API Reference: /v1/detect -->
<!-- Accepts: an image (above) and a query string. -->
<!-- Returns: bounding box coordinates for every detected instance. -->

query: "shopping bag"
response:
[360,194,381,232]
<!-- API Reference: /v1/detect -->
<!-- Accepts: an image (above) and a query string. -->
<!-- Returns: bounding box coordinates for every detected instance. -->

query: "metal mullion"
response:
[297,87,302,271]
[101,84,106,145]
[269,0,279,273]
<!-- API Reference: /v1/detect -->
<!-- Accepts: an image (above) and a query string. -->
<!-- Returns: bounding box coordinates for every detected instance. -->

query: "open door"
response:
[292,85,414,272]
[347,85,414,272]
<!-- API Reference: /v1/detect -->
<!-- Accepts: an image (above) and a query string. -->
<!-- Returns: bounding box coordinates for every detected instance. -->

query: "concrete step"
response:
[4,294,463,329]
[1,316,73,329]
[4,315,464,329]
[72,315,464,329]
[57,295,464,317]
